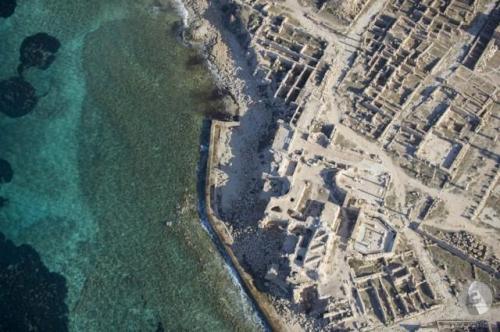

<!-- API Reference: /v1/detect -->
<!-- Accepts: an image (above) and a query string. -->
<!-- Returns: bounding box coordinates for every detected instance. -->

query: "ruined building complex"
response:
[202,0,500,330]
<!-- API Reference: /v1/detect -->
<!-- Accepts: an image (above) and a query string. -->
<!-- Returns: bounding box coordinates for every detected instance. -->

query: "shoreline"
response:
[178,0,287,329]
[196,119,271,331]
[179,0,256,108]
[200,119,288,332]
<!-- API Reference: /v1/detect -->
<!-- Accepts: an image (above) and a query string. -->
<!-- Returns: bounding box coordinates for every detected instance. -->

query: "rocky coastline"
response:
[179,0,267,112]
[179,0,297,330]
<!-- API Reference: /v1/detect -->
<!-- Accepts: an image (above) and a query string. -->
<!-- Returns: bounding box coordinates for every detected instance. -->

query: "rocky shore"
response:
[182,0,277,117]
[179,0,301,330]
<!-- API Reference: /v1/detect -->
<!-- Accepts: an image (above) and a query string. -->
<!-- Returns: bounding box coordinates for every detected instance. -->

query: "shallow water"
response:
[0,1,261,330]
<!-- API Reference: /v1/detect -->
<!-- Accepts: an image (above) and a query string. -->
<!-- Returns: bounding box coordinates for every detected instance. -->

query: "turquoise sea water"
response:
[0,0,261,330]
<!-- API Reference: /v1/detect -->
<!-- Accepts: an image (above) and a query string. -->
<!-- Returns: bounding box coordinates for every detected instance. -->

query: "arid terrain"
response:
[182,0,500,330]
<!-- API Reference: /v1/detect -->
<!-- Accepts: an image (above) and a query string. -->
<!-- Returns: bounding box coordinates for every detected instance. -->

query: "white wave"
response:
[199,214,266,329]
[173,0,189,27]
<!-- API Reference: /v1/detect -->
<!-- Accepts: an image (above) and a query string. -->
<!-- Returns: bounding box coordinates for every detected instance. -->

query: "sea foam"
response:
[173,0,189,27]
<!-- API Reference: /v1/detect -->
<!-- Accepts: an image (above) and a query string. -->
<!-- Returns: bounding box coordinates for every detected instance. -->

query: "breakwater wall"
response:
[198,119,287,331]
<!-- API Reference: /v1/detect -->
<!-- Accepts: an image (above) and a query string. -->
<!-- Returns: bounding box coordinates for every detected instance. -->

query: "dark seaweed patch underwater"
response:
[18,32,61,73]
[0,159,13,183]
[0,76,38,118]
[0,232,69,331]
[0,0,16,18]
